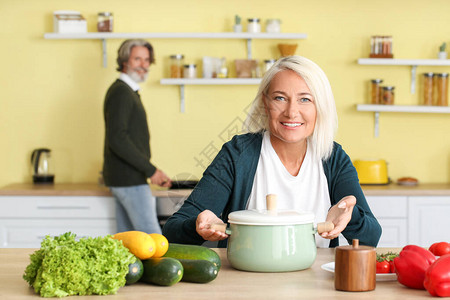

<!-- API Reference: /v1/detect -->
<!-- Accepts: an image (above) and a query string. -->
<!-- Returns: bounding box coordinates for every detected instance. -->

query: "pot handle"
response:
[209,223,231,235]
[316,221,334,234]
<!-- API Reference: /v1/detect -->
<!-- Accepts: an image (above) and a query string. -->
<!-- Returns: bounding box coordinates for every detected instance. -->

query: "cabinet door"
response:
[408,196,450,247]
[0,219,117,248]
[366,196,408,247]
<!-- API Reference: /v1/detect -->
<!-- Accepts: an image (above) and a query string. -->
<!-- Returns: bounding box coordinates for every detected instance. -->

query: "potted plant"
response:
[438,42,447,59]
[233,15,242,33]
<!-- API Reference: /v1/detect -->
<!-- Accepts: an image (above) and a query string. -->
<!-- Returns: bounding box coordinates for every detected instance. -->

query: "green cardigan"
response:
[162,132,381,248]
[103,79,156,186]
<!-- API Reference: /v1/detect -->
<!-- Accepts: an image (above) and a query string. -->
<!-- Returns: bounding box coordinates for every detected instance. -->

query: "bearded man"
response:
[103,39,171,234]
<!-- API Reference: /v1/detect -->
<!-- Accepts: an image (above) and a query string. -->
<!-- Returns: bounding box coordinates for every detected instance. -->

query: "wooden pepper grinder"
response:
[334,239,376,292]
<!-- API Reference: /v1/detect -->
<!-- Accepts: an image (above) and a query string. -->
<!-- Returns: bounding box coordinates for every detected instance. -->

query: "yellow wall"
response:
[1,0,449,186]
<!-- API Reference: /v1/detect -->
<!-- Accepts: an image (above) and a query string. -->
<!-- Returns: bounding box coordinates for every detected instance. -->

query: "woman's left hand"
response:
[320,195,356,239]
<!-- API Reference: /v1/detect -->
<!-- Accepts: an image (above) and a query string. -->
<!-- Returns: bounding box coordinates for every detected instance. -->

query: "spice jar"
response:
[370,79,383,104]
[265,19,281,33]
[263,59,276,73]
[382,86,395,105]
[97,12,113,32]
[183,64,197,79]
[169,54,184,78]
[423,73,434,106]
[247,18,261,33]
[436,73,449,106]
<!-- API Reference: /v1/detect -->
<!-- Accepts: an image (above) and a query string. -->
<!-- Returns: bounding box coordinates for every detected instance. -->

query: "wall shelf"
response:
[160,78,261,112]
[356,104,450,137]
[357,58,450,93]
[44,32,307,67]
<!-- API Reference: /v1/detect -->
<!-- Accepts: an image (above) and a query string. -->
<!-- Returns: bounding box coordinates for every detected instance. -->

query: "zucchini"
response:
[179,259,219,283]
[125,257,143,285]
[163,243,221,270]
[140,257,183,286]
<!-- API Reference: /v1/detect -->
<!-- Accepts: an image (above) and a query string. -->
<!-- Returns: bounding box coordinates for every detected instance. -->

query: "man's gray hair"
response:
[116,39,155,72]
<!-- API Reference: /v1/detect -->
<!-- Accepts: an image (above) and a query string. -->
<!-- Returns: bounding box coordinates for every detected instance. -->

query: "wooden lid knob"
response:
[266,194,277,211]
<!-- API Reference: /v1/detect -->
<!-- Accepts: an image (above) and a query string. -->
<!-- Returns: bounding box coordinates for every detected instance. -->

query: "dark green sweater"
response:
[103,79,156,186]
[163,132,382,248]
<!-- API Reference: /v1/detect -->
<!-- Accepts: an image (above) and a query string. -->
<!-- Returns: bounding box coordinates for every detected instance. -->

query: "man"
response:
[103,39,171,234]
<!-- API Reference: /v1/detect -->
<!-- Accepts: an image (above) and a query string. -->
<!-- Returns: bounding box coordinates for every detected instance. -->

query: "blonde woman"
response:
[163,56,381,248]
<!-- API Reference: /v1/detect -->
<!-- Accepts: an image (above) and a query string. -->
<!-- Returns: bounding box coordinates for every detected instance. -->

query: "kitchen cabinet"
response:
[43,31,307,112]
[0,195,116,248]
[356,58,450,137]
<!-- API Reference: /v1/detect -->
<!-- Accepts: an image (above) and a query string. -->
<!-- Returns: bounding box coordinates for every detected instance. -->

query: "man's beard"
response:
[127,68,149,83]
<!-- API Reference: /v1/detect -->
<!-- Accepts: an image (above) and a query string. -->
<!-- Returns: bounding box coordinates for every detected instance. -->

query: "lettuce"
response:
[23,232,135,298]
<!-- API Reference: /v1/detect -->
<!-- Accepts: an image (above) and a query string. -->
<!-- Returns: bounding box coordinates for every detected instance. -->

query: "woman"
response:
[162,56,381,248]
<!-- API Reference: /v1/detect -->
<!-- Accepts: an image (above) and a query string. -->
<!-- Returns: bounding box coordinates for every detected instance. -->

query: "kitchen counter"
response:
[0,183,192,198]
[1,182,450,197]
[0,247,435,299]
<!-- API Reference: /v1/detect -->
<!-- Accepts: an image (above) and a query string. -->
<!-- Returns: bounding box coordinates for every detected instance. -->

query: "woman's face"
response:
[264,70,317,147]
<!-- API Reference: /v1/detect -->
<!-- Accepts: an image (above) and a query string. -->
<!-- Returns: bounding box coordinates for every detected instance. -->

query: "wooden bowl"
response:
[278,43,298,57]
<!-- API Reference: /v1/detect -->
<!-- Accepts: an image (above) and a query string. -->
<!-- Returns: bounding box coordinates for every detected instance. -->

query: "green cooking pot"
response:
[223,208,332,272]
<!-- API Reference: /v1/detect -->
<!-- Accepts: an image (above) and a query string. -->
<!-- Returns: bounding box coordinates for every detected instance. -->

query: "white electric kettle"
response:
[31,148,54,184]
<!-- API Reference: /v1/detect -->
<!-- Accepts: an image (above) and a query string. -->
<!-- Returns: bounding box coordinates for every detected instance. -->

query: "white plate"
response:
[321,262,397,282]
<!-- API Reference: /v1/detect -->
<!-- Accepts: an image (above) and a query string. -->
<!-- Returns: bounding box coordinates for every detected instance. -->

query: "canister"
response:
[247,18,261,33]
[263,59,276,73]
[183,64,197,79]
[423,73,434,106]
[382,86,395,105]
[97,12,113,32]
[170,54,184,78]
[436,73,449,106]
[335,239,376,292]
[265,19,281,33]
[370,79,383,104]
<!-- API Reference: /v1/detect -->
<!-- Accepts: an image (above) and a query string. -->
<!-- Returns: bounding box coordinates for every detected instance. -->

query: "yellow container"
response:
[353,160,389,185]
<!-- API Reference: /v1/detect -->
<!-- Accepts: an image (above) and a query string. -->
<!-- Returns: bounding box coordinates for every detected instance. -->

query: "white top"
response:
[247,131,331,248]
[119,72,140,91]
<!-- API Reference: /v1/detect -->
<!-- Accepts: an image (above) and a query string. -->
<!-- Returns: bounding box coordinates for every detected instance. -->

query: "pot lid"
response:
[228,209,315,226]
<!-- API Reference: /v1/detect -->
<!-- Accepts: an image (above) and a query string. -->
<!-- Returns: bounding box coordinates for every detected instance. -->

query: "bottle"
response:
[247,18,261,33]
[382,86,395,105]
[183,64,197,79]
[97,12,113,32]
[370,79,383,104]
[423,73,434,106]
[217,58,228,78]
[169,54,184,78]
[436,73,449,106]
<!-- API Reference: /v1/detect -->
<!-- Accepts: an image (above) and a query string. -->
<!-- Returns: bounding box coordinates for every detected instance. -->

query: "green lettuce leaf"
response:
[23,232,135,298]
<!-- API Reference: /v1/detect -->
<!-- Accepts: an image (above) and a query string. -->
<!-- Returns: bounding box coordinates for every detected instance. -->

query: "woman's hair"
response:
[243,55,338,160]
[116,39,155,71]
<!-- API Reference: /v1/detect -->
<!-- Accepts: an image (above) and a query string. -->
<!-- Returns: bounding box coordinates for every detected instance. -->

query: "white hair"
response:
[243,55,338,160]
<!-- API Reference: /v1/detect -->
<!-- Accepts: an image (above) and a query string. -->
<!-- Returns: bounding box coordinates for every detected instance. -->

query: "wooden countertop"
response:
[0,247,434,299]
[1,182,450,197]
[0,183,192,198]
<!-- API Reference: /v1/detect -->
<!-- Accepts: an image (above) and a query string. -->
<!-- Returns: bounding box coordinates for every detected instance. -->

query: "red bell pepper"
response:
[429,242,450,257]
[424,254,450,297]
[394,245,437,289]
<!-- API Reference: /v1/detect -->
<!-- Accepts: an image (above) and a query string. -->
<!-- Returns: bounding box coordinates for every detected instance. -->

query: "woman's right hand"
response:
[196,210,229,242]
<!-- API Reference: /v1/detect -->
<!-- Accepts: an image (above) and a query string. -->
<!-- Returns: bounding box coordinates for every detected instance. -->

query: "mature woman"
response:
[163,56,381,248]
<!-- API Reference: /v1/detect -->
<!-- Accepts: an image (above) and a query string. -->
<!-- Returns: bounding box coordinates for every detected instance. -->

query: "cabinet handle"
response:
[36,206,90,210]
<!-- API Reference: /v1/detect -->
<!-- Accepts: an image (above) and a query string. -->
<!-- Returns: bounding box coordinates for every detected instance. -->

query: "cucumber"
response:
[179,259,219,283]
[163,243,221,270]
[140,257,183,286]
[125,257,143,285]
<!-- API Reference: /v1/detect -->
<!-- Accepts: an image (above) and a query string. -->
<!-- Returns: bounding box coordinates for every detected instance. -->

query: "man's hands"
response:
[149,169,172,188]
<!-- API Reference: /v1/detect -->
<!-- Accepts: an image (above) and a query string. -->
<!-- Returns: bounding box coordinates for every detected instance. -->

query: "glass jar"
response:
[436,73,449,106]
[169,54,184,78]
[382,86,395,105]
[265,19,281,33]
[423,72,434,106]
[370,79,383,104]
[247,18,261,33]
[183,64,197,79]
[97,12,113,32]
[263,59,276,73]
